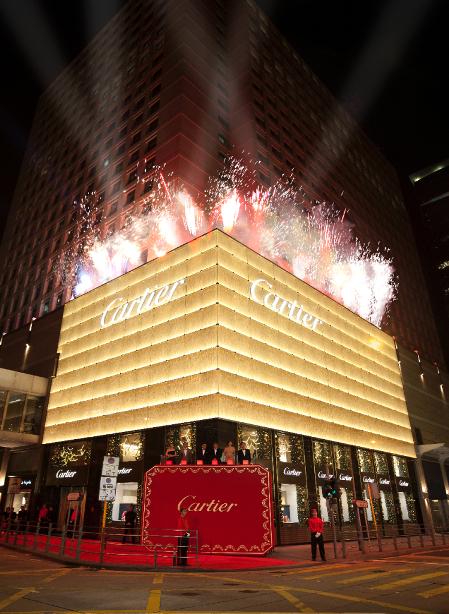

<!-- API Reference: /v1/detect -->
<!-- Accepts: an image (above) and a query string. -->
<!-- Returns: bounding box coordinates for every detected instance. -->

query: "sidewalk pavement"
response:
[270,533,448,563]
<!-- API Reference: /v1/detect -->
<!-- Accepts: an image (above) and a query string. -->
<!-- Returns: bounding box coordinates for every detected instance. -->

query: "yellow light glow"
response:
[44,230,415,458]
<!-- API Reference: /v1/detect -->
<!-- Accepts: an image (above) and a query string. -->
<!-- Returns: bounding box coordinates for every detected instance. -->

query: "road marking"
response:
[273,587,314,612]
[0,568,62,576]
[418,583,449,598]
[305,565,380,580]
[41,568,72,584]
[146,572,163,613]
[338,567,412,585]
[288,586,433,614]
[372,571,448,590]
[280,563,354,575]
[0,587,36,610]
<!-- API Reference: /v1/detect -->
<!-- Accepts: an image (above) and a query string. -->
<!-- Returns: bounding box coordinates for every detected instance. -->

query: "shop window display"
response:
[238,424,272,464]
[392,455,417,523]
[374,451,396,524]
[275,432,308,526]
[106,432,144,523]
[49,440,91,467]
[112,482,138,521]
[313,440,334,521]
[333,444,355,524]
[165,423,196,457]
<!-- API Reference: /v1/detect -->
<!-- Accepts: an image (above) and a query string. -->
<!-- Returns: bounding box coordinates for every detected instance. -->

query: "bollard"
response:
[341,537,347,558]
[5,519,11,543]
[60,525,67,556]
[33,523,40,550]
[45,523,53,553]
[75,529,83,561]
[24,522,30,547]
[393,535,398,550]
[431,529,436,546]
[376,526,383,552]
[99,529,106,566]
[419,533,424,547]
[406,535,411,549]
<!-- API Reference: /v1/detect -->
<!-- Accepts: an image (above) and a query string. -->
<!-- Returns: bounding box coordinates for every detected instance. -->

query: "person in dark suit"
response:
[237,441,251,464]
[198,442,208,463]
[208,442,222,464]
[178,438,193,464]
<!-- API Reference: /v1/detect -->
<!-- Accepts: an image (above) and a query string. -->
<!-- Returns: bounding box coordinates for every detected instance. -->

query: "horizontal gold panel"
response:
[45,230,413,457]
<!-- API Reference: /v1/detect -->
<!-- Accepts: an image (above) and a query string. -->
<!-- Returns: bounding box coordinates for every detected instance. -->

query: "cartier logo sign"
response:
[178,495,238,513]
[278,462,306,485]
[100,278,185,328]
[250,279,323,332]
[56,469,77,478]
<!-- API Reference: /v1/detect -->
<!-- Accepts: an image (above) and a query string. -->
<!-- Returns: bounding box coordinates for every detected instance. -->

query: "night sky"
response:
[0,0,447,242]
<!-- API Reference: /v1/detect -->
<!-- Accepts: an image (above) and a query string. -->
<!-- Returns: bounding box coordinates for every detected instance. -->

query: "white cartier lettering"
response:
[100,278,185,328]
[118,467,132,475]
[178,495,238,513]
[399,479,409,487]
[338,473,352,482]
[56,469,76,478]
[363,476,375,483]
[283,467,303,477]
[318,471,334,479]
[380,478,390,485]
[250,279,323,331]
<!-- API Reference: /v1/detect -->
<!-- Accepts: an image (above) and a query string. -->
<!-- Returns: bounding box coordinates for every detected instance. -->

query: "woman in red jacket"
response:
[308,509,326,561]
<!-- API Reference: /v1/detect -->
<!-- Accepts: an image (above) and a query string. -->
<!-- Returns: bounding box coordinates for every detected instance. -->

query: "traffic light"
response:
[323,478,339,499]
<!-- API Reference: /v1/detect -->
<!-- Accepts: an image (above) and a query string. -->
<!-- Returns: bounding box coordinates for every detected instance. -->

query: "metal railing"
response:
[328,522,448,559]
[0,520,199,569]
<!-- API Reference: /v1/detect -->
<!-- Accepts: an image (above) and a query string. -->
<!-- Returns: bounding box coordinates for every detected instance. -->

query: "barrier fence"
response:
[0,521,199,569]
[0,519,447,567]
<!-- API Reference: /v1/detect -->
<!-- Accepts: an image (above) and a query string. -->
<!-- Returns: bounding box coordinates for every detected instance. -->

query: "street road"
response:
[1,548,449,613]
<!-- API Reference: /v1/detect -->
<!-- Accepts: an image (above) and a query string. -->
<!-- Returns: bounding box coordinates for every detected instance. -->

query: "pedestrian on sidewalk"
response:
[308,508,326,562]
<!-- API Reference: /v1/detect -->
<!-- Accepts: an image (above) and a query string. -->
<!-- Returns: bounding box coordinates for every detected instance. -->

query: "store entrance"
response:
[58,487,86,530]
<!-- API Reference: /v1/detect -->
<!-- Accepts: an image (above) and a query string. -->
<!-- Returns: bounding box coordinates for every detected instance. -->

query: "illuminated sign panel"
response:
[44,230,414,458]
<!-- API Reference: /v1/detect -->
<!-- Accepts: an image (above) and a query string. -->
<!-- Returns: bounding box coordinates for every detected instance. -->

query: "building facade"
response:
[2,231,424,543]
[1,0,448,542]
[0,0,443,366]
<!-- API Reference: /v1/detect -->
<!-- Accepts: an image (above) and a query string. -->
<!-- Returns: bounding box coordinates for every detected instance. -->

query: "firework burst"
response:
[60,158,397,327]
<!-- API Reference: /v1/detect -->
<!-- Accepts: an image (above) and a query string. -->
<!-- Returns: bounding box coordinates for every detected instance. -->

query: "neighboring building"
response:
[408,159,449,366]
[0,0,443,367]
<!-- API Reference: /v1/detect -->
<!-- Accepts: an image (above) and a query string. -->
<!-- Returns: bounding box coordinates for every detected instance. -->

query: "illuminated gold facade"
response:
[44,230,415,457]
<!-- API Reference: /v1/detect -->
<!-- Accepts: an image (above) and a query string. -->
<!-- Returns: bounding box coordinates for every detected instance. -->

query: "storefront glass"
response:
[166,423,196,459]
[238,424,272,465]
[275,432,308,526]
[392,455,417,523]
[333,444,355,524]
[3,393,26,432]
[107,431,144,523]
[0,390,7,423]
[374,451,396,525]
[313,440,334,522]
[356,448,381,523]
[112,482,138,521]
[22,396,44,434]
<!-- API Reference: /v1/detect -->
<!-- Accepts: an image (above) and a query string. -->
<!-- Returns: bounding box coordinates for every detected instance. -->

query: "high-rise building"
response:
[407,159,449,366]
[0,0,443,366]
[2,0,449,539]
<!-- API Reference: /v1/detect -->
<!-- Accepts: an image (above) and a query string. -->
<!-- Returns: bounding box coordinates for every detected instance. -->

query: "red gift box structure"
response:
[142,464,274,555]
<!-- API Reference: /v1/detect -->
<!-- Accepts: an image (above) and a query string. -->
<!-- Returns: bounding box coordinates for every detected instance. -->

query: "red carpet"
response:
[1,533,298,570]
